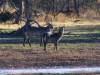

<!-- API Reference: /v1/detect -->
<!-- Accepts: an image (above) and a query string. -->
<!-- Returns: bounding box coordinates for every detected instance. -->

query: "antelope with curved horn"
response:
[23,20,53,47]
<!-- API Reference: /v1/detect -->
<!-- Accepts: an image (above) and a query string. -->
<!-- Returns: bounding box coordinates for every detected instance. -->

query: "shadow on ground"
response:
[0,26,100,44]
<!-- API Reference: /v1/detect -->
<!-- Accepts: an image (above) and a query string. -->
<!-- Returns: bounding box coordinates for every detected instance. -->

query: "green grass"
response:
[0,43,99,50]
[70,30,100,35]
[0,25,99,45]
[59,43,100,48]
[0,29,15,33]
[0,43,40,50]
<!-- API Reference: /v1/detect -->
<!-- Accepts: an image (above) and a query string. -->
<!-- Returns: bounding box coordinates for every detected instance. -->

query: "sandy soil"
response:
[0,44,99,68]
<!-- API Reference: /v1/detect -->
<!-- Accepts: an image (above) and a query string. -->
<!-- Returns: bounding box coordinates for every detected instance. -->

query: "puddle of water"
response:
[0,67,100,74]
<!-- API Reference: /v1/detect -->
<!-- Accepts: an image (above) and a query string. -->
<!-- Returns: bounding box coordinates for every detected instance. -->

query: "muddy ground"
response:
[0,43,99,68]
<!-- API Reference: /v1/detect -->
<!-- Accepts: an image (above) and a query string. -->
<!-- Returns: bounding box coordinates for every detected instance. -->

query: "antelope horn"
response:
[32,20,41,27]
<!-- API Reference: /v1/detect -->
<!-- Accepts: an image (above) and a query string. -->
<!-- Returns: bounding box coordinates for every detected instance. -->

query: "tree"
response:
[73,0,80,17]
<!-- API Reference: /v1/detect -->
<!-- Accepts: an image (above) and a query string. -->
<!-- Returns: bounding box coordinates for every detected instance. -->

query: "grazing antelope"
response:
[43,27,64,51]
[23,21,53,47]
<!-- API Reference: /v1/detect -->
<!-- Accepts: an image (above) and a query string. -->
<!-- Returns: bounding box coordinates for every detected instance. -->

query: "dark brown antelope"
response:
[43,27,64,51]
[23,21,53,47]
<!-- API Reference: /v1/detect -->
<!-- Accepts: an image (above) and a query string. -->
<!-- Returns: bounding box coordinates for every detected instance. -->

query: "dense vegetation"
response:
[11,0,100,17]
[0,0,100,18]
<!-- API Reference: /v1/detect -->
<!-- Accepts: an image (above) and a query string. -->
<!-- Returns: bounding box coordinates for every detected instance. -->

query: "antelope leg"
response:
[28,38,31,47]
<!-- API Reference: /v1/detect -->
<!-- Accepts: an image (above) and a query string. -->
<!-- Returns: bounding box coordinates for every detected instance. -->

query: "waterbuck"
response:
[23,21,53,47]
[43,27,64,51]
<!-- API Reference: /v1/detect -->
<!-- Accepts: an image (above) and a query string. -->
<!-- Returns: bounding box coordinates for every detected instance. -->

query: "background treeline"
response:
[11,0,100,17]
[0,0,100,21]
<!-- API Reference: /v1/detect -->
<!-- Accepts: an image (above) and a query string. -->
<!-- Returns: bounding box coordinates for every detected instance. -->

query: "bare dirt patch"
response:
[0,43,100,68]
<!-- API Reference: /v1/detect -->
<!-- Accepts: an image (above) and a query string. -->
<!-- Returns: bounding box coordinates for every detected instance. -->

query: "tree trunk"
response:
[74,0,80,17]
[24,0,32,20]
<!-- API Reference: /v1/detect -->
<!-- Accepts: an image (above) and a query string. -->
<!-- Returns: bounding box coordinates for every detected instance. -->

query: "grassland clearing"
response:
[0,22,99,68]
